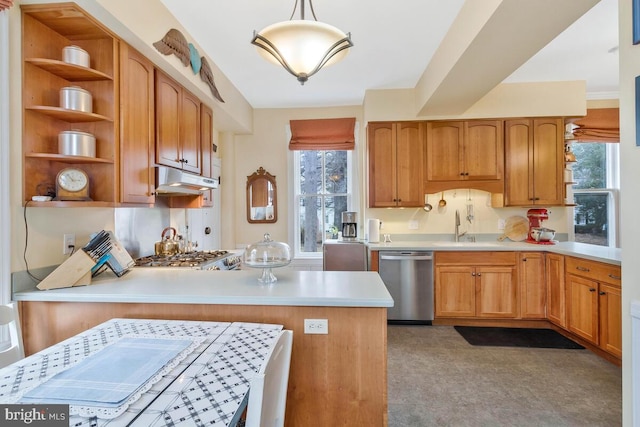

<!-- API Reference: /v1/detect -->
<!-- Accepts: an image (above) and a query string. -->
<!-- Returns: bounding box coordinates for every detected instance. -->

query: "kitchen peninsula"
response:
[13,269,393,427]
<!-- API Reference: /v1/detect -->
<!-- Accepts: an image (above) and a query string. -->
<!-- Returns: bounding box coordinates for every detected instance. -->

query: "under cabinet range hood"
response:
[155,166,218,196]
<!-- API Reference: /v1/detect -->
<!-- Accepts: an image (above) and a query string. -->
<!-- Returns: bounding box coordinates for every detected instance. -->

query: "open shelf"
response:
[26,106,112,122]
[22,4,118,207]
[25,153,114,164]
[25,58,113,81]
[25,200,116,208]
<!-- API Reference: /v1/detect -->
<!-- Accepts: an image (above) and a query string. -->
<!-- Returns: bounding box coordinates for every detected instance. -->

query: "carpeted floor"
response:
[387,325,622,427]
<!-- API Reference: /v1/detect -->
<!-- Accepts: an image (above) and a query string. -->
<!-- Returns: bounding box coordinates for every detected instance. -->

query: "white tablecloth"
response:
[0,318,283,426]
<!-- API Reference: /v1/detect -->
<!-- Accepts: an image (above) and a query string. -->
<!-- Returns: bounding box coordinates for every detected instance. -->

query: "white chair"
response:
[245,330,293,427]
[0,303,25,368]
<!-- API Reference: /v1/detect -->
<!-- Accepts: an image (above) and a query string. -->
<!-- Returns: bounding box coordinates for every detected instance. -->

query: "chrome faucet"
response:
[455,209,467,242]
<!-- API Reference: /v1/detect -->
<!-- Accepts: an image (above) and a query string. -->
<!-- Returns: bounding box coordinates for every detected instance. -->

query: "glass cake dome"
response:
[242,233,291,283]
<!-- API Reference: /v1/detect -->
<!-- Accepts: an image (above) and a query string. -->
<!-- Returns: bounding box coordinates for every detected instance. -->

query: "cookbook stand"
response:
[37,250,95,290]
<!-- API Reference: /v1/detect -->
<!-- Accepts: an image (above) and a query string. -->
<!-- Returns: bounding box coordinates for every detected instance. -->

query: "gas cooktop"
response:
[134,250,241,270]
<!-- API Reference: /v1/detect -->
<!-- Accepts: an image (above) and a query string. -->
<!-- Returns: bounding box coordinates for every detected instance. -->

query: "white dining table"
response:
[0,318,283,426]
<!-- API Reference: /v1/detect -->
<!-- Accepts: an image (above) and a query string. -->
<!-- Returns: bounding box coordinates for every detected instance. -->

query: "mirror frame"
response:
[246,167,277,223]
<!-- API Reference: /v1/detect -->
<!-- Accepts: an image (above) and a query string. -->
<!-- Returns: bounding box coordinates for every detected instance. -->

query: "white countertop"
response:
[13,269,395,307]
[367,240,621,265]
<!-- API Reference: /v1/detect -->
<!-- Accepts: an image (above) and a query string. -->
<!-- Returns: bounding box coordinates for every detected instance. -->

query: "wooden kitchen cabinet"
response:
[546,253,566,327]
[566,256,621,357]
[425,120,504,193]
[435,252,517,319]
[21,4,118,206]
[503,118,564,206]
[155,70,202,175]
[200,104,215,207]
[519,252,546,319]
[368,121,426,207]
[599,283,622,358]
[119,43,155,205]
[567,274,599,344]
[435,266,476,317]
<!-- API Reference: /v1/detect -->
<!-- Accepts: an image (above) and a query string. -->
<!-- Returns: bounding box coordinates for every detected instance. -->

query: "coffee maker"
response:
[341,212,358,241]
[526,208,553,244]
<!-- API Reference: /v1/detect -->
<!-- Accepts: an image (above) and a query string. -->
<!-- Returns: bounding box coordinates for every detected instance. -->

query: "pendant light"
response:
[251,0,353,85]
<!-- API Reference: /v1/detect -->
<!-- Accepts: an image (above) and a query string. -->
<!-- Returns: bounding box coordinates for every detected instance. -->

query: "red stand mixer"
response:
[526,208,555,245]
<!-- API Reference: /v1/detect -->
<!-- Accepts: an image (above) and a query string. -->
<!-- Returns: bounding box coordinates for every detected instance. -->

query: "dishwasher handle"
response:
[380,253,433,261]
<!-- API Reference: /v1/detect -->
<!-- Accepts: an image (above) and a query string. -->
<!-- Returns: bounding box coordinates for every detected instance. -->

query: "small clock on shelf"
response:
[53,167,92,201]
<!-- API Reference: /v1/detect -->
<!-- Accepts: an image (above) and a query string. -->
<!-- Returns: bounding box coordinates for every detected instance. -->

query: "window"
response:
[571,142,619,247]
[292,150,354,257]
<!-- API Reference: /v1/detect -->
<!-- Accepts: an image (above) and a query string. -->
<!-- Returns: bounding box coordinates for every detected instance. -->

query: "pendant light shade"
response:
[252,0,353,84]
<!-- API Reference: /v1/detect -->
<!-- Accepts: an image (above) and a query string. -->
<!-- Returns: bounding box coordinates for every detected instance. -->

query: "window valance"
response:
[572,108,619,143]
[289,117,356,151]
[0,1,14,11]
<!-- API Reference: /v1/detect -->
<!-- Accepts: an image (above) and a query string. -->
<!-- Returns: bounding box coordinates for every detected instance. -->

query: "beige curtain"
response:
[572,108,619,143]
[289,117,356,150]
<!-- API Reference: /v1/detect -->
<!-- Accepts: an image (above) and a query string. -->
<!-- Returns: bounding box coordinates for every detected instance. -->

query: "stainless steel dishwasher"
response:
[378,251,434,324]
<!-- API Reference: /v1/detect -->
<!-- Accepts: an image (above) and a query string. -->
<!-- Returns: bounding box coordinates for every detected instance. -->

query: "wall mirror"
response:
[246,167,277,223]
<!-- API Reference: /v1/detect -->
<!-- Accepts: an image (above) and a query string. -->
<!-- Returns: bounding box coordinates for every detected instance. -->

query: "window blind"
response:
[289,117,356,150]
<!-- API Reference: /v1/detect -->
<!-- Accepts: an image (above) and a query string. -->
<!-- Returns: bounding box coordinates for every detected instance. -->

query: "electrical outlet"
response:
[408,220,419,230]
[63,233,75,255]
[498,219,506,230]
[304,319,328,334]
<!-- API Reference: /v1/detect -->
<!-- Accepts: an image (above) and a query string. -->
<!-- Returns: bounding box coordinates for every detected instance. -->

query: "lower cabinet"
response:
[566,256,622,358]
[599,284,622,358]
[435,252,517,319]
[567,274,600,343]
[519,252,546,319]
[546,253,566,327]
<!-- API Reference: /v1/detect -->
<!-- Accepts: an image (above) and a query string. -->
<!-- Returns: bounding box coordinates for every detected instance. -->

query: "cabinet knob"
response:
[522,258,527,262]
[464,172,469,176]
[477,273,481,276]
[184,159,189,164]
[608,274,621,280]
[471,272,476,276]
[576,266,590,272]
[599,291,606,295]
[534,197,540,201]
[460,172,464,176]
[589,288,596,292]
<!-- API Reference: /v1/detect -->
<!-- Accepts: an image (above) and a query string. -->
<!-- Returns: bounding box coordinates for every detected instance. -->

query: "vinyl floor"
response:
[387,325,622,427]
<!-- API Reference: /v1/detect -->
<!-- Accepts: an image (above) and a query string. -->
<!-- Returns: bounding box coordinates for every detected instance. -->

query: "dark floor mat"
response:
[454,326,585,349]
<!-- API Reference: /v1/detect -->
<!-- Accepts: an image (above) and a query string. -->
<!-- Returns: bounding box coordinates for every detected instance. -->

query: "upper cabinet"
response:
[426,120,504,193]
[119,43,155,205]
[155,70,202,175]
[200,104,215,207]
[368,121,426,208]
[21,4,118,206]
[503,118,564,206]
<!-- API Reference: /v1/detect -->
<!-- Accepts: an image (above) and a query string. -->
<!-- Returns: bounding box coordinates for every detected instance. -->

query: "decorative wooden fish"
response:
[153,28,190,67]
[200,56,225,103]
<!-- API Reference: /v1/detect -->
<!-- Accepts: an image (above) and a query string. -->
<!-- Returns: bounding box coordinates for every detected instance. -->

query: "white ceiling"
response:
[160,0,619,110]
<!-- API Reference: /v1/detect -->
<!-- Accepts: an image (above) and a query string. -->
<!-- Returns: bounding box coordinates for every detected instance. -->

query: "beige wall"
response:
[619,0,637,424]
[232,106,364,248]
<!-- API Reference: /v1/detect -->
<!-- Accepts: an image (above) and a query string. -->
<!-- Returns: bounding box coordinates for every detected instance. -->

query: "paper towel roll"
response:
[368,219,381,243]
